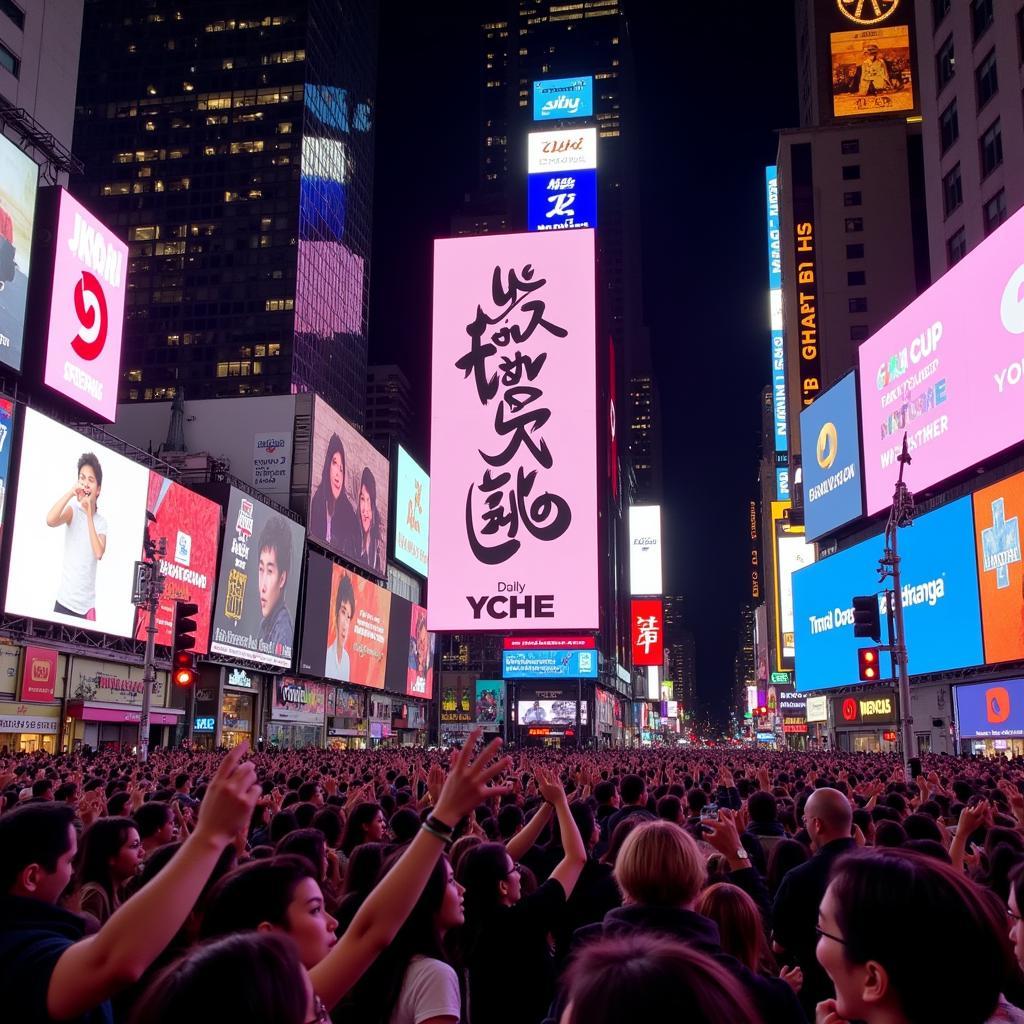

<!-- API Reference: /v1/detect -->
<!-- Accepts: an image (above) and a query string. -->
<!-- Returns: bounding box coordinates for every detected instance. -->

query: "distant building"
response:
[365,363,412,456]
[663,594,696,716]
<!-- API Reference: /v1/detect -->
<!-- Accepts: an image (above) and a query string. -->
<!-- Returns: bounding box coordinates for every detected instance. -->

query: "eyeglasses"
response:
[507,862,522,877]
[305,995,330,1024]
[815,925,847,946]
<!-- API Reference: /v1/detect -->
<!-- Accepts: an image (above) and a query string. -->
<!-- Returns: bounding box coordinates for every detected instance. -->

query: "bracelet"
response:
[421,819,451,842]
[425,813,455,836]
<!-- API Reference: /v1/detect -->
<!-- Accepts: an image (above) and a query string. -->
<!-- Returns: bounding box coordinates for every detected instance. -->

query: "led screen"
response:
[631,598,664,667]
[135,474,221,654]
[629,505,663,595]
[792,497,983,691]
[518,699,579,726]
[428,229,598,631]
[392,445,429,577]
[859,206,1024,514]
[774,515,815,667]
[43,190,128,421]
[830,25,915,118]
[271,678,326,724]
[210,487,305,669]
[954,678,1024,738]
[528,169,597,232]
[502,648,598,679]
[0,134,38,372]
[6,409,147,637]
[475,679,505,726]
[533,76,593,120]
[308,395,389,578]
[527,127,597,174]
[384,594,435,700]
[0,396,14,543]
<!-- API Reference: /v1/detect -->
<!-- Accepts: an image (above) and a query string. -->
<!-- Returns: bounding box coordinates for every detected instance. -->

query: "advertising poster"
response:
[308,395,389,578]
[533,76,593,120]
[799,372,864,541]
[429,229,598,631]
[954,679,1024,739]
[792,497,983,691]
[383,594,435,699]
[475,679,505,726]
[502,648,598,679]
[772,500,815,668]
[253,432,292,494]
[631,598,664,667]
[272,677,326,724]
[628,505,663,595]
[393,445,429,577]
[5,409,147,637]
[527,128,598,174]
[42,190,129,422]
[518,698,578,726]
[135,473,221,653]
[0,396,14,542]
[440,672,475,723]
[528,169,597,232]
[0,134,38,372]
[830,25,914,119]
[974,471,1024,665]
[859,206,1024,514]
[210,487,305,669]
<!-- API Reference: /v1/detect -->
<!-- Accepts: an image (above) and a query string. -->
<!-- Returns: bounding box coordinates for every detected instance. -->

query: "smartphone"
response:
[700,803,719,820]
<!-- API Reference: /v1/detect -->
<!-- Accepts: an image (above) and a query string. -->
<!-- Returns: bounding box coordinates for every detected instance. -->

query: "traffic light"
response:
[852,595,881,642]
[858,646,881,682]
[171,600,199,688]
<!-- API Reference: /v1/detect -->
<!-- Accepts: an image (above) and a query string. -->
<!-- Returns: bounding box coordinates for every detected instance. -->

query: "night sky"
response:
[369,2,799,727]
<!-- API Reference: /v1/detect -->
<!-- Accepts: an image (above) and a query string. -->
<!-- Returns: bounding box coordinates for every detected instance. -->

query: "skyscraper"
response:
[72,0,377,424]
[663,593,696,718]
[364,362,412,456]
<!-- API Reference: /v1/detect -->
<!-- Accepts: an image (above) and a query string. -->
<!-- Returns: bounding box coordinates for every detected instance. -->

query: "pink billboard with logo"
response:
[428,229,598,631]
[859,205,1024,513]
[43,190,128,421]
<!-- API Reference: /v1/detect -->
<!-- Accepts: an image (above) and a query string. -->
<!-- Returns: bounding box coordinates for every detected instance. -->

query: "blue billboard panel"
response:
[765,166,781,291]
[533,76,593,120]
[799,372,865,541]
[955,678,1024,738]
[502,648,598,679]
[792,498,983,691]
[527,170,597,232]
[766,166,786,456]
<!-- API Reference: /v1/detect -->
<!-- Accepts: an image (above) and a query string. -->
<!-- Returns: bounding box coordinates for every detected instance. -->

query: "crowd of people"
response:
[5,739,1024,1023]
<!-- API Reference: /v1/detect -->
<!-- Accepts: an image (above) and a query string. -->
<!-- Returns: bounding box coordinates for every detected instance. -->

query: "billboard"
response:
[135,474,221,654]
[392,445,429,577]
[629,504,663,595]
[792,497,983,691]
[210,487,305,669]
[308,395,389,578]
[5,409,147,637]
[502,648,598,679]
[428,229,598,631]
[475,679,505,727]
[518,698,579,726]
[631,598,664,668]
[527,127,598,174]
[973,472,1024,665]
[799,372,864,540]
[0,396,13,544]
[299,551,391,689]
[955,679,1024,738]
[0,134,38,372]
[806,695,828,722]
[765,166,787,457]
[528,169,597,232]
[43,190,128,421]
[791,147,821,411]
[384,594,435,700]
[272,678,326,725]
[830,25,914,118]
[859,206,1024,515]
[533,76,594,120]
[771,501,815,668]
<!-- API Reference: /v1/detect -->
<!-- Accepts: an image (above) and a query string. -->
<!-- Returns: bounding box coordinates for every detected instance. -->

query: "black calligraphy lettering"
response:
[515,467,572,542]
[481,401,552,468]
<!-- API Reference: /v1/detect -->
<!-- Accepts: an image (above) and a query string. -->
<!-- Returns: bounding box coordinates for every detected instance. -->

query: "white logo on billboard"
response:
[175,530,192,568]
[546,191,576,219]
[579,651,593,673]
[807,575,946,635]
[635,615,660,654]
[1000,264,1024,335]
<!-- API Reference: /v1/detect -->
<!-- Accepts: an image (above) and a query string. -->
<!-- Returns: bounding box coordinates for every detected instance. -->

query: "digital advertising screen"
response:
[393,445,429,577]
[135,474,221,654]
[765,165,787,459]
[533,76,593,120]
[502,648,598,679]
[308,395,389,578]
[0,396,14,543]
[300,551,390,689]
[954,678,1024,738]
[42,190,128,422]
[629,504,663,595]
[792,497,983,691]
[475,679,505,726]
[527,127,598,174]
[6,408,147,637]
[859,206,1024,515]
[0,134,38,372]
[799,372,864,541]
[384,594,435,700]
[528,169,597,232]
[429,229,598,631]
[518,698,579,726]
[631,598,664,667]
[830,25,914,119]
[210,487,305,669]
[806,695,828,722]
[973,471,1024,665]
[772,501,815,668]
[272,678,326,724]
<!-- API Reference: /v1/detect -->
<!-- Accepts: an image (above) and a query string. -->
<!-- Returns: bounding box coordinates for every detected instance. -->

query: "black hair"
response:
[341,842,387,899]
[257,515,292,580]
[75,816,138,904]
[0,803,76,891]
[275,829,327,882]
[747,790,777,825]
[77,452,103,489]
[133,801,173,840]
[32,778,54,798]
[340,802,383,857]
[312,807,343,848]
[389,807,422,846]
[334,571,356,623]
[319,433,346,508]
[457,842,511,963]
[620,774,645,805]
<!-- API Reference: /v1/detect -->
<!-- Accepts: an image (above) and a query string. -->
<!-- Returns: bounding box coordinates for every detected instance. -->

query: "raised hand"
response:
[193,742,260,847]
[432,728,511,826]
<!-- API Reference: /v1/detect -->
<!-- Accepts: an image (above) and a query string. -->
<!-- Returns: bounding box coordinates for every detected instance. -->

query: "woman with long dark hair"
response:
[310,432,358,556]
[357,466,382,573]
[340,802,386,864]
[74,816,145,924]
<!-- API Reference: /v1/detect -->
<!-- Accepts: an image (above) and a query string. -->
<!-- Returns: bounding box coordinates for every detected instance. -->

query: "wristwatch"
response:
[734,847,750,862]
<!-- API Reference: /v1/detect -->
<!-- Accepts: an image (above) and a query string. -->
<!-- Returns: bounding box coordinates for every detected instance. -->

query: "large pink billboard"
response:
[428,229,598,631]
[859,205,1024,514]
[43,190,128,421]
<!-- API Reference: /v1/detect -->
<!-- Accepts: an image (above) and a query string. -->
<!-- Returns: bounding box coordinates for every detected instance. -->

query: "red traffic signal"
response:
[172,650,196,688]
[757,706,768,716]
[858,646,881,682]
[171,601,199,688]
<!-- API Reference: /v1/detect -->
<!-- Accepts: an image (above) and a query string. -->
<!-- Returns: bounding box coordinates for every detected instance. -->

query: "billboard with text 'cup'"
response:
[0,133,38,372]
[792,497,983,691]
[860,205,1024,515]
[428,229,598,632]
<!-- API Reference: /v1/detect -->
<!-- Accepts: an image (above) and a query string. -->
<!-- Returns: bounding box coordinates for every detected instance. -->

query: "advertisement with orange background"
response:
[974,472,1024,665]
[327,564,391,689]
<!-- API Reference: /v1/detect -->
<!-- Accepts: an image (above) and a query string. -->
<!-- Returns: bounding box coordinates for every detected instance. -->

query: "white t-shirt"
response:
[57,501,108,614]
[325,642,350,682]
[389,956,460,1024]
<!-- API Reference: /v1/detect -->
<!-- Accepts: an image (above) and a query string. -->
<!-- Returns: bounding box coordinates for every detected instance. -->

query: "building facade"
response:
[364,362,412,456]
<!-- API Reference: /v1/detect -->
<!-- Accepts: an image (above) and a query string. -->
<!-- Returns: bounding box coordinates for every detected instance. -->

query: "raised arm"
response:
[539,768,587,899]
[46,487,77,528]
[506,801,553,862]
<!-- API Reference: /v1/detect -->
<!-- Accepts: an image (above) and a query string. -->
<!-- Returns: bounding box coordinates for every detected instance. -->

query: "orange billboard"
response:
[974,472,1024,664]
[830,24,914,118]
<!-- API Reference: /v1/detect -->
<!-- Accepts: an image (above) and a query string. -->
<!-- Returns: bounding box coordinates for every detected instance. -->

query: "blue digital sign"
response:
[800,372,865,541]
[765,166,787,458]
[955,678,1024,738]
[194,716,215,733]
[792,497,983,691]
[533,76,593,120]
[502,648,599,679]
[527,169,597,232]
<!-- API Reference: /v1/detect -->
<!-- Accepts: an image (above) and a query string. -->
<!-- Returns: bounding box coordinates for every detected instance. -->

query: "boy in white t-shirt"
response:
[46,453,108,621]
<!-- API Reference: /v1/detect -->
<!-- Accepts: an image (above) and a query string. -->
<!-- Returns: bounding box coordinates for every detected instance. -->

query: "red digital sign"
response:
[631,598,663,667]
